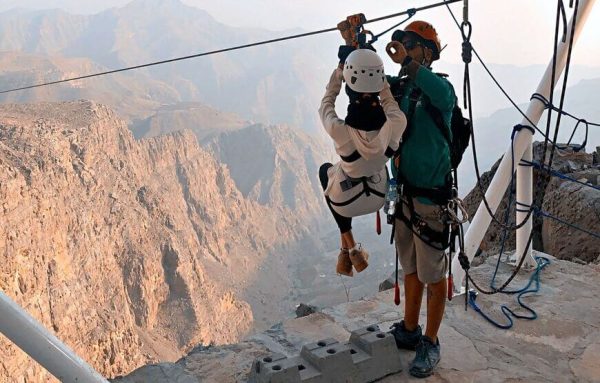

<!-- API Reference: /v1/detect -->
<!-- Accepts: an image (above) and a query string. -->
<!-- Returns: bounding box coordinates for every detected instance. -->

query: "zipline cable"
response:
[0,0,461,95]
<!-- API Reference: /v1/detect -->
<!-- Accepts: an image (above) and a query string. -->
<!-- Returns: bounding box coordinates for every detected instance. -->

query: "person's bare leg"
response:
[341,231,356,249]
[424,277,447,342]
[404,272,425,331]
[336,233,354,276]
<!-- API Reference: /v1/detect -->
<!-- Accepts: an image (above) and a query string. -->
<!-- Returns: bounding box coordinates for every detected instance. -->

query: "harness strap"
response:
[340,150,361,163]
[403,183,452,206]
[395,197,450,250]
[340,146,397,163]
[328,176,386,207]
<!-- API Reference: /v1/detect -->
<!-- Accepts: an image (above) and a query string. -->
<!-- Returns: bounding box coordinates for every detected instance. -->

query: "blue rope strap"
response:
[520,160,600,192]
[469,257,551,329]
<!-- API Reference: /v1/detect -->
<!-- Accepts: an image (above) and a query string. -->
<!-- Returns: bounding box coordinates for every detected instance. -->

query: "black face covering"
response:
[344,86,387,132]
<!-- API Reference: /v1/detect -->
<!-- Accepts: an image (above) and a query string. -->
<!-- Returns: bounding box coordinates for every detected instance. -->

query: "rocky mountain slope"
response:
[0,100,326,381]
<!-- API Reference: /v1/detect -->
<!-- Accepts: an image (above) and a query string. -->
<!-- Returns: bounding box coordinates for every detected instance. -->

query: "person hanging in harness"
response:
[318,31,407,277]
[385,21,457,378]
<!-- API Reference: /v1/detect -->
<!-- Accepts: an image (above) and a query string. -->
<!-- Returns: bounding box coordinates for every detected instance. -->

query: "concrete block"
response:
[300,338,358,382]
[349,325,403,381]
[249,352,301,383]
[249,352,322,383]
[249,325,402,383]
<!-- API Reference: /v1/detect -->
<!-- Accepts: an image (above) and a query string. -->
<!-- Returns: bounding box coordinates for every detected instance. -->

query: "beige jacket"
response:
[319,68,407,217]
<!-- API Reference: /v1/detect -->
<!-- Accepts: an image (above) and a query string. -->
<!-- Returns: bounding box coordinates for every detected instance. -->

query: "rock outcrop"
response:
[542,166,600,262]
[0,100,325,381]
[463,142,599,261]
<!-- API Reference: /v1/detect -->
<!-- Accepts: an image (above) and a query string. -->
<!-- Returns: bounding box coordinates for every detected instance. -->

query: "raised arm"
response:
[379,80,407,149]
[318,68,347,141]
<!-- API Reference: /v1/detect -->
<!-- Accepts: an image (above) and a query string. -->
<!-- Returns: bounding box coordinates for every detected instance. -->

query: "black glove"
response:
[338,45,356,65]
[362,43,377,52]
[338,44,377,66]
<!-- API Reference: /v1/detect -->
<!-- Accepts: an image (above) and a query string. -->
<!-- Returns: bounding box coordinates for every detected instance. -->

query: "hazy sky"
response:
[1,0,599,66]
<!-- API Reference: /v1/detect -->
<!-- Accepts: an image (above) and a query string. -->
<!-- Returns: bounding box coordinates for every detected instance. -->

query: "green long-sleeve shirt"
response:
[387,66,456,204]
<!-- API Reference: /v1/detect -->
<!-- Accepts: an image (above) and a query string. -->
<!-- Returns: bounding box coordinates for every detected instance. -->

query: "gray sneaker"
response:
[389,320,422,350]
[409,336,440,378]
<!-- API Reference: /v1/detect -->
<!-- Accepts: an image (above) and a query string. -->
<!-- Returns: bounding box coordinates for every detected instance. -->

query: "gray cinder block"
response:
[248,325,402,383]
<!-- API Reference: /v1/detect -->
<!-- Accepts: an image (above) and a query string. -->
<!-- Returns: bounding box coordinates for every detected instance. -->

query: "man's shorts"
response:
[394,197,448,284]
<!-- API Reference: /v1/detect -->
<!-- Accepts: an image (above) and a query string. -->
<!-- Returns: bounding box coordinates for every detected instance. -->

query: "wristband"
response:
[401,56,413,67]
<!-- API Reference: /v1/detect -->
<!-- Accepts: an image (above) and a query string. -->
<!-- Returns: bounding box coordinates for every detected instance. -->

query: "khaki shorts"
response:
[394,197,448,284]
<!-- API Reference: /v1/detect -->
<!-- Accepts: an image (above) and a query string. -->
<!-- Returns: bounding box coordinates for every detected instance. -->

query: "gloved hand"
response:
[337,20,354,46]
[362,42,377,52]
[337,14,366,46]
[386,41,407,64]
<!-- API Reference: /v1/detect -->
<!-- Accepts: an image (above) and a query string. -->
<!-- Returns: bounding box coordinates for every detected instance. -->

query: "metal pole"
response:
[514,142,536,267]
[0,290,108,383]
[451,0,596,291]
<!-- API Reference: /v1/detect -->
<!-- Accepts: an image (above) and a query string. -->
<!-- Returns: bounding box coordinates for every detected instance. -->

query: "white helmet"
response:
[343,49,385,93]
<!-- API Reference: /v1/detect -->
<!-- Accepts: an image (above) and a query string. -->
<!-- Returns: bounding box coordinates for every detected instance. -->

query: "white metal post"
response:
[514,142,535,267]
[0,290,108,383]
[451,0,597,291]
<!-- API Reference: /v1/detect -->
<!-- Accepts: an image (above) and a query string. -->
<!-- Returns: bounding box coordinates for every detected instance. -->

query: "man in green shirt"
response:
[385,21,456,378]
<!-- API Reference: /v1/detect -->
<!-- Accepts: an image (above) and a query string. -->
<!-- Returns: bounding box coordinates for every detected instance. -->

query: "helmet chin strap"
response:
[420,46,431,68]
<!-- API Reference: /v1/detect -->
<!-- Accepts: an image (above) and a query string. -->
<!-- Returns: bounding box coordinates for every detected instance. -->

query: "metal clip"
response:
[446,197,469,224]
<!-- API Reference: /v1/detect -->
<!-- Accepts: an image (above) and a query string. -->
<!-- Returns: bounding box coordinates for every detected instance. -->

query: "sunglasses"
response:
[401,39,421,50]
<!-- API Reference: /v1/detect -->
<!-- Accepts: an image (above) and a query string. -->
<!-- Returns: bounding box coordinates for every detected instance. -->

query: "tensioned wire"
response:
[0,0,461,95]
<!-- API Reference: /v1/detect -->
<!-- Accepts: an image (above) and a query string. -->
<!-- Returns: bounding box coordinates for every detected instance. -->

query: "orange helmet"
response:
[392,21,442,61]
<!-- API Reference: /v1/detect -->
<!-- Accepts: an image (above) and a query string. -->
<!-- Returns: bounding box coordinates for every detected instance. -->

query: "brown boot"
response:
[336,248,353,276]
[349,245,369,273]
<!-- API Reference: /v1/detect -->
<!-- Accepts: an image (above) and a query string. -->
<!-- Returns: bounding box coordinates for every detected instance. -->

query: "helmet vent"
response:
[342,49,385,92]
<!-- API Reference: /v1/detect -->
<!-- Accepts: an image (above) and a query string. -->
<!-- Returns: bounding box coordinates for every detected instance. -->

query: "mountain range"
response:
[0,0,332,132]
[2,0,598,134]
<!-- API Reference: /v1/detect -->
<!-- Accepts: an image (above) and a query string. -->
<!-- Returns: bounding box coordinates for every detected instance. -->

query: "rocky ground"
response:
[113,251,600,382]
